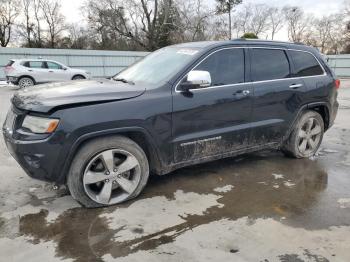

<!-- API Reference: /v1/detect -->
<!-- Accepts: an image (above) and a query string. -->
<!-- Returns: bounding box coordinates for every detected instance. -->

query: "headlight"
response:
[22,115,59,134]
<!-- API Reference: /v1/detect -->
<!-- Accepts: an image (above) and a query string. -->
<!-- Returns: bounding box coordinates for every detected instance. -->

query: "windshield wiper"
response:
[113,78,135,85]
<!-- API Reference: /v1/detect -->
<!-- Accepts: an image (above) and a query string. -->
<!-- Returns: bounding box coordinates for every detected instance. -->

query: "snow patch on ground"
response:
[272,173,284,179]
[101,190,223,243]
[0,237,73,262]
[1,196,80,223]
[104,217,350,262]
[283,181,296,187]
[338,198,350,208]
[213,185,234,193]
[322,148,339,153]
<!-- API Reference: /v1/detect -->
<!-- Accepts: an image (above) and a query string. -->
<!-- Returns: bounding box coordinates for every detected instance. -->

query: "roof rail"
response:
[293,42,306,45]
[230,38,307,46]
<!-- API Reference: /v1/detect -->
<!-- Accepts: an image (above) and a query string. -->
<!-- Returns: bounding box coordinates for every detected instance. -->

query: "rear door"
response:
[249,47,306,146]
[172,47,254,163]
[288,49,327,94]
[23,61,49,83]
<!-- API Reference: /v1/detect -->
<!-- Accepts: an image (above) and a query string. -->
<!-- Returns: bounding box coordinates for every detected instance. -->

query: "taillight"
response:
[4,66,14,72]
[335,79,340,89]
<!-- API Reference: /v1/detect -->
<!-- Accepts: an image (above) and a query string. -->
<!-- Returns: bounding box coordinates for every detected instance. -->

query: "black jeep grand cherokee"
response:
[3,40,339,207]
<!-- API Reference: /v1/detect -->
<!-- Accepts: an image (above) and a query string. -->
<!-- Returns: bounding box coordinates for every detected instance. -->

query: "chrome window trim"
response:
[287,48,326,76]
[174,46,327,93]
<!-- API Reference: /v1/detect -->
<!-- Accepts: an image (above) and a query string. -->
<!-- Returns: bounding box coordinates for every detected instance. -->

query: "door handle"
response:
[28,70,33,72]
[289,83,303,89]
[233,90,250,96]
[49,70,54,72]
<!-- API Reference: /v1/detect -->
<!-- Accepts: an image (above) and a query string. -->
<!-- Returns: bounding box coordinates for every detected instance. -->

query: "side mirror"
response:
[178,70,211,92]
[63,67,68,70]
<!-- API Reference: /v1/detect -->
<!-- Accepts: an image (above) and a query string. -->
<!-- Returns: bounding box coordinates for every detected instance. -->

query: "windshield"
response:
[114,47,200,86]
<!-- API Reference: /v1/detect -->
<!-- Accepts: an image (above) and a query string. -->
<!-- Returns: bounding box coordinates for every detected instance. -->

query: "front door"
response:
[172,47,254,163]
[45,61,68,82]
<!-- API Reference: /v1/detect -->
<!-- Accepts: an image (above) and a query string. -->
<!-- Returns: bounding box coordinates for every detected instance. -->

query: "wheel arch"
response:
[282,102,330,144]
[18,75,36,84]
[72,74,86,80]
[307,102,330,130]
[58,127,164,184]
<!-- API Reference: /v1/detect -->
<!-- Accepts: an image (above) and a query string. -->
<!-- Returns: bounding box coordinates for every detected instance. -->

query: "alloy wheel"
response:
[18,78,34,88]
[83,149,142,205]
[297,117,322,155]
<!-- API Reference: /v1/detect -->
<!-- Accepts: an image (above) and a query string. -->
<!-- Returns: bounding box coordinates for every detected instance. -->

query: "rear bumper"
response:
[6,76,18,84]
[329,100,339,128]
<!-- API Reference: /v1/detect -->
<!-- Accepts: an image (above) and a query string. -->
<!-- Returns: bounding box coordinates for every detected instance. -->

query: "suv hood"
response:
[12,79,146,113]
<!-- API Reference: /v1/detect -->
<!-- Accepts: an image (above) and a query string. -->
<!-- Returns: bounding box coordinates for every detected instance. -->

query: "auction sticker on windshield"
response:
[177,49,199,55]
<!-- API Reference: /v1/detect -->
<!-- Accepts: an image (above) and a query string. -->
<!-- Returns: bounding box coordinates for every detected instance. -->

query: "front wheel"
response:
[67,136,149,208]
[72,75,85,80]
[282,110,324,158]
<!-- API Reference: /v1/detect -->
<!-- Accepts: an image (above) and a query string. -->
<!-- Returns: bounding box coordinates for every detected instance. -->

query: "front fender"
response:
[56,126,163,184]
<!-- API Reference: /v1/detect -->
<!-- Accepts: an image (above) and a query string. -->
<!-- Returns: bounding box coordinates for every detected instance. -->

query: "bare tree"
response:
[56,23,93,49]
[176,0,213,41]
[248,4,271,37]
[17,0,46,47]
[283,6,309,42]
[304,14,346,54]
[314,16,335,53]
[215,0,242,39]
[232,4,271,38]
[19,0,33,46]
[231,5,251,38]
[0,0,20,47]
[85,0,181,51]
[40,0,66,48]
[33,0,43,46]
[328,16,347,54]
[268,7,284,40]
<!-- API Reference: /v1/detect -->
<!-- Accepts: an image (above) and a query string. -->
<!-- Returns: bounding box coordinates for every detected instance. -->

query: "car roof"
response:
[11,58,61,63]
[171,39,317,53]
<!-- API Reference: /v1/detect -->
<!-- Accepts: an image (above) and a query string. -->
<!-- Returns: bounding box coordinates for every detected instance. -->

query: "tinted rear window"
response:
[290,50,324,77]
[23,61,46,68]
[6,60,14,66]
[251,49,290,81]
[195,48,245,86]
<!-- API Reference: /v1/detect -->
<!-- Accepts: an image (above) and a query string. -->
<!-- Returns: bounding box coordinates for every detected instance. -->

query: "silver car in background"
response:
[4,59,91,88]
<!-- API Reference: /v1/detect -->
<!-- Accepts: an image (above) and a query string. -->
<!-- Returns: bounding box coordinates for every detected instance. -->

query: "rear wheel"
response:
[282,110,324,158]
[67,136,149,208]
[18,77,34,88]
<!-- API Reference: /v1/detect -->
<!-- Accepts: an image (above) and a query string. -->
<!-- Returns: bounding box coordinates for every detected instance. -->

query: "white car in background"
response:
[4,59,91,88]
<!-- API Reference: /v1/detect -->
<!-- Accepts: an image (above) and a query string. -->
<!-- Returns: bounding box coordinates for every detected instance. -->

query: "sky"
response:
[60,0,347,41]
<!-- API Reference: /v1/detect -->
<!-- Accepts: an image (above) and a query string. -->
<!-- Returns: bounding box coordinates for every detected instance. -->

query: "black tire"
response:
[67,136,149,208]
[282,110,324,158]
[72,75,86,80]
